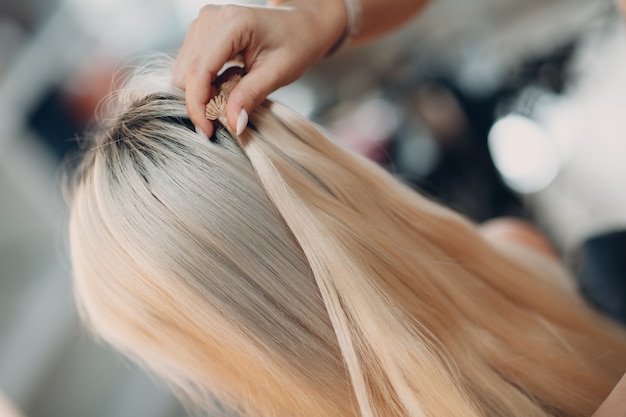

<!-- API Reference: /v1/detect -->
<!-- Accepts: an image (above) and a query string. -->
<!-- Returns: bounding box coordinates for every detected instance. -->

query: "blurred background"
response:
[1,0,626,416]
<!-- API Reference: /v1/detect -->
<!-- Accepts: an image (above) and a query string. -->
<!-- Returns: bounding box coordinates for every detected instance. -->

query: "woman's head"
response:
[68,59,626,417]
[69,63,352,416]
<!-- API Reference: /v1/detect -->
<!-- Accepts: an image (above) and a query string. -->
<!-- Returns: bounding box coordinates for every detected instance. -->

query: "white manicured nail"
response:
[236,109,248,136]
[195,125,209,140]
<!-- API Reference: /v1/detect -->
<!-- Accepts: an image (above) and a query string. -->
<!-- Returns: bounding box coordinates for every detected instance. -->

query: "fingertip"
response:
[226,64,286,131]
[236,109,248,136]
[194,124,207,139]
[187,100,212,135]
[205,120,215,138]
[226,96,245,134]
[195,121,214,140]
[207,120,218,138]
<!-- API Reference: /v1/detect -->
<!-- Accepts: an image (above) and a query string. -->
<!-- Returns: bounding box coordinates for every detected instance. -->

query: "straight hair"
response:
[68,60,626,417]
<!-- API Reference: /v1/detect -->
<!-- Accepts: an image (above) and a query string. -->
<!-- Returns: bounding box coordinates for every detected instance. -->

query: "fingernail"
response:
[195,125,209,140]
[236,109,248,136]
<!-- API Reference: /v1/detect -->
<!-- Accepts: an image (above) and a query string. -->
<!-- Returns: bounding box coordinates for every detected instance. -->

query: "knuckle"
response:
[219,4,241,18]
[198,4,217,18]
[220,4,254,26]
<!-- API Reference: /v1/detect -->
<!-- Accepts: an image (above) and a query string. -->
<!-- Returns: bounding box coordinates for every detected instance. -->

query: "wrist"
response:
[325,0,362,55]
[276,0,350,57]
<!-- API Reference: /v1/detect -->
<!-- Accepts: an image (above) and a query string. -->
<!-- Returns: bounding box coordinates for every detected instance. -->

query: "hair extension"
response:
[68,58,626,417]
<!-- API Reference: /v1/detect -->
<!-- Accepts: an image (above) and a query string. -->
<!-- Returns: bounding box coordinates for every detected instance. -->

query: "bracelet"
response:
[326,0,363,55]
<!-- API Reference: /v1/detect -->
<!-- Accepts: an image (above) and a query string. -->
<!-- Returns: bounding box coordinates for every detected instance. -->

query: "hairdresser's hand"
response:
[173,0,347,137]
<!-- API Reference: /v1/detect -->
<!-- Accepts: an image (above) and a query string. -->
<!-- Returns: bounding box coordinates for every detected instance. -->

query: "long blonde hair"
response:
[68,60,626,417]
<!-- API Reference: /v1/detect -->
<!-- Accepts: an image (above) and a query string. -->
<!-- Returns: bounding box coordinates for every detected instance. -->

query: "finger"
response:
[177,6,229,133]
[173,20,218,137]
[193,85,218,140]
[225,59,291,133]
[184,37,241,136]
[184,15,256,136]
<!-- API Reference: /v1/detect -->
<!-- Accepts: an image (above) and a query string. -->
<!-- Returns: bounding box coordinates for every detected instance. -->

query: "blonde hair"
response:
[68,60,626,417]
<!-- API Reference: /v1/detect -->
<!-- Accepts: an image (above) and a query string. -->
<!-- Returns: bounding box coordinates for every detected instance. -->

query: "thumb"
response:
[225,63,289,134]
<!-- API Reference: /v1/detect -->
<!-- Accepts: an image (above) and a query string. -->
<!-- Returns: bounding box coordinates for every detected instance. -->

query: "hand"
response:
[173,1,347,137]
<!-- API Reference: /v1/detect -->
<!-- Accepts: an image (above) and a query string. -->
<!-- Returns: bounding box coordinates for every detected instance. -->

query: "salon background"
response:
[1,0,626,416]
